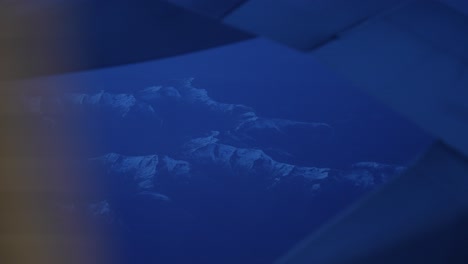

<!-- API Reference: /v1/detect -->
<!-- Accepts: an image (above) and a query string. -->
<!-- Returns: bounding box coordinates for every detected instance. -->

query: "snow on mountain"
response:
[21,79,407,259]
[90,153,191,194]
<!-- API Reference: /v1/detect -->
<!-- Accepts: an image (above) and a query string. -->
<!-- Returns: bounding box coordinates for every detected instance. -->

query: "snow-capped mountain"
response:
[23,79,405,264]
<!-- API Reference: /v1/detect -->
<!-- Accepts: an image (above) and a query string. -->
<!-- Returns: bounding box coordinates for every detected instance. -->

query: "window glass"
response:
[19,38,432,264]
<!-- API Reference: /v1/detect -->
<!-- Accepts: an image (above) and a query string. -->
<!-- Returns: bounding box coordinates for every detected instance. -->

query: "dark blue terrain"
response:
[20,39,432,264]
[23,78,420,264]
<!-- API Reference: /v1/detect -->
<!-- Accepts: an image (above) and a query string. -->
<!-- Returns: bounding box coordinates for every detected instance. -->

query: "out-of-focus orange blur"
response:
[0,2,107,264]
